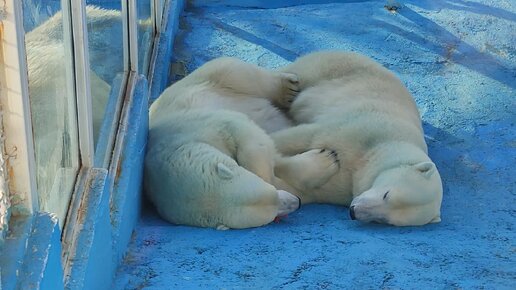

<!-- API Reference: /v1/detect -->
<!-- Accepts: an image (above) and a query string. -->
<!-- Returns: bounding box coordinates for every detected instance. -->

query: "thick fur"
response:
[146,110,281,229]
[146,57,338,229]
[273,51,443,226]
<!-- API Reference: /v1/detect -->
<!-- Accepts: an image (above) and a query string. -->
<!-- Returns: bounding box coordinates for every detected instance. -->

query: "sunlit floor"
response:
[114,1,515,288]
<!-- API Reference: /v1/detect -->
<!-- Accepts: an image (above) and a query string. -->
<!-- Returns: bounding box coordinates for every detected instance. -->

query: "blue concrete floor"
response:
[114,1,515,289]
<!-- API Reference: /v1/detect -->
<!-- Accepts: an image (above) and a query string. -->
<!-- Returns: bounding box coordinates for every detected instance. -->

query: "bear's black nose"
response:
[349,206,356,220]
[296,196,302,210]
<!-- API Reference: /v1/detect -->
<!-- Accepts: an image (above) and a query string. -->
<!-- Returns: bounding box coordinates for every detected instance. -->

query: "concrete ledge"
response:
[110,75,149,268]
[1,213,63,290]
[64,169,110,290]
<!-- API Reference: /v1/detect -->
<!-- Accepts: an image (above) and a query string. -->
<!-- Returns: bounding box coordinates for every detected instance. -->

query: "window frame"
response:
[62,0,135,258]
[70,0,95,168]
[1,0,154,227]
[1,0,182,286]
[127,0,139,73]
[0,0,39,216]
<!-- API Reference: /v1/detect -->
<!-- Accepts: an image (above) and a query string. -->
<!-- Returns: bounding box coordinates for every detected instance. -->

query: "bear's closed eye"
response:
[383,190,390,200]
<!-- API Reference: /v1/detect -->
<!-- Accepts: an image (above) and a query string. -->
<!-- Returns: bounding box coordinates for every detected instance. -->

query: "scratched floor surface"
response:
[114,1,516,288]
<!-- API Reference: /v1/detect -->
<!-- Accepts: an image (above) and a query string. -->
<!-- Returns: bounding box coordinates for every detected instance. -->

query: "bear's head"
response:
[349,161,442,226]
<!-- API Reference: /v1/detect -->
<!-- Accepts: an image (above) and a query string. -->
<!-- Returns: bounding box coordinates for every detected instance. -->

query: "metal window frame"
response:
[0,0,97,219]
[128,0,157,76]
[62,0,133,255]
[2,0,166,261]
[153,0,162,33]
[70,0,94,168]
[127,0,139,73]
[0,0,39,216]
[2,0,178,285]
[1,0,135,220]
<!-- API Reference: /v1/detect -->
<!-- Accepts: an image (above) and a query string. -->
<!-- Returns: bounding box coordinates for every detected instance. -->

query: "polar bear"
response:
[146,57,339,229]
[273,51,443,226]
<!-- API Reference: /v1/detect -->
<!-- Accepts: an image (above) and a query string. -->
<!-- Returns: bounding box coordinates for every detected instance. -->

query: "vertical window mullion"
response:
[69,0,94,168]
[122,0,131,73]
[127,0,139,73]
[151,0,158,34]
[0,0,39,215]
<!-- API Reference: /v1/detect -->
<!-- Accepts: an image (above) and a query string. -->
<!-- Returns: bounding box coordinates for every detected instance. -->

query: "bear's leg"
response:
[232,129,305,201]
[275,149,339,193]
[267,72,300,110]
[271,124,319,155]
[218,167,299,229]
[235,139,275,184]
[199,57,300,109]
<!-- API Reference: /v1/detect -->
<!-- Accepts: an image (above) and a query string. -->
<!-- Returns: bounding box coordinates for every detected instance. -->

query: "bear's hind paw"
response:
[275,72,300,110]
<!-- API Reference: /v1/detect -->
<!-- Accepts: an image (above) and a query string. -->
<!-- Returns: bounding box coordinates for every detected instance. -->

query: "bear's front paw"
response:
[306,148,340,174]
[274,72,300,110]
[285,148,339,190]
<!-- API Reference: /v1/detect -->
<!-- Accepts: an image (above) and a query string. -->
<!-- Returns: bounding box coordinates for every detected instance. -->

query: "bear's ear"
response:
[216,163,234,180]
[414,162,436,178]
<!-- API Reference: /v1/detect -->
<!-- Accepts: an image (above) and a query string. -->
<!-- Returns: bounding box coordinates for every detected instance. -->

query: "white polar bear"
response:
[273,51,443,226]
[146,57,339,229]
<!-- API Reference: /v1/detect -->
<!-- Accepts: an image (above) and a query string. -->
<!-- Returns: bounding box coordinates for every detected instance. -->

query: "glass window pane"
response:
[23,1,80,226]
[137,0,154,75]
[84,2,125,148]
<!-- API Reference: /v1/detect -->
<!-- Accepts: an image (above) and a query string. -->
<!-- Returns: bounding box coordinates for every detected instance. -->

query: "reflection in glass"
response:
[23,1,79,226]
[84,3,124,147]
[137,0,154,75]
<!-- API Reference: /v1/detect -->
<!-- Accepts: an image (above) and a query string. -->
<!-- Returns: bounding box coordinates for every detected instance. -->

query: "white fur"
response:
[150,57,298,133]
[273,51,443,226]
[146,57,339,229]
[146,110,282,228]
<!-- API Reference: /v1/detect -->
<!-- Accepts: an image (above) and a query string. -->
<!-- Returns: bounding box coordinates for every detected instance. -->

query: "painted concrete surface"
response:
[1,213,63,290]
[64,168,111,290]
[115,0,515,289]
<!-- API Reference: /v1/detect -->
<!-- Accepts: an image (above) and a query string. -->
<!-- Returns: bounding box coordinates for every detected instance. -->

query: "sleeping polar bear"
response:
[145,57,339,229]
[273,51,443,226]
